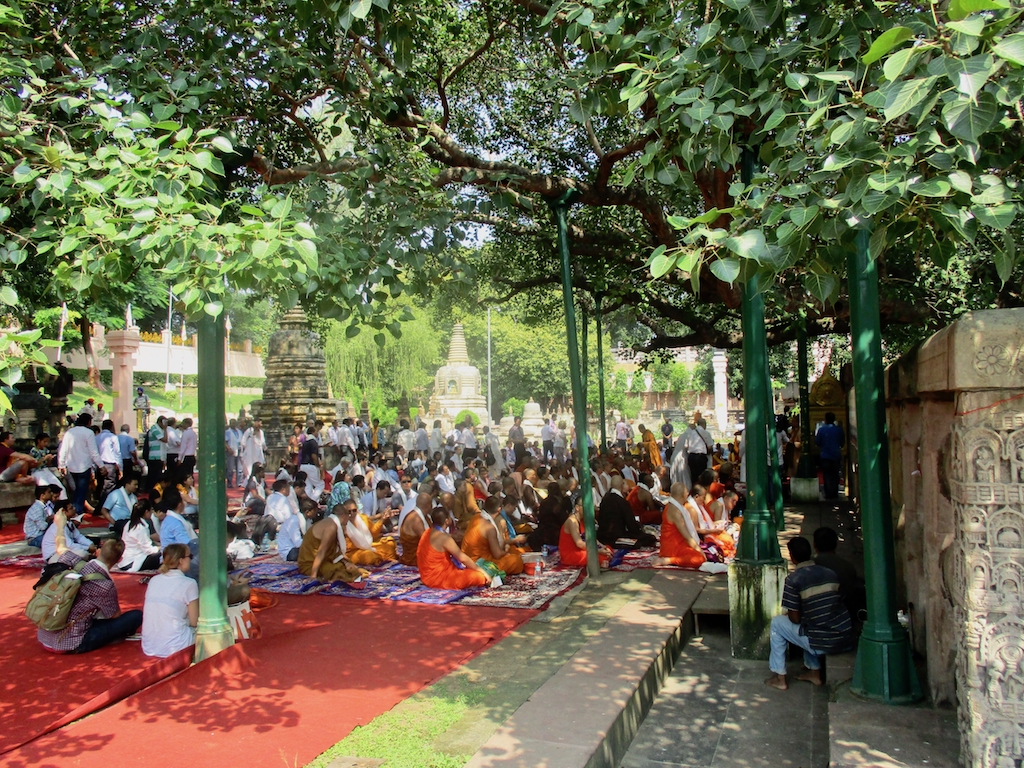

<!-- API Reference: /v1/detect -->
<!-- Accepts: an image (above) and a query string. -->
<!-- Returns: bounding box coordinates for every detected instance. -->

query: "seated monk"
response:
[452,479,480,534]
[690,484,735,559]
[462,496,525,576]
[559,493,611,568]
[298,503,370,582]
[398,491,432,567]
[418,506,490,589]
[597,475,654,548]
[342,498,398,565]
[655,482,706,569]
[627,473,663,525]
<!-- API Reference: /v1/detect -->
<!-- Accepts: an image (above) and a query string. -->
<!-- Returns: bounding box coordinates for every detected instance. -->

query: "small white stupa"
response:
[428,323,489,426]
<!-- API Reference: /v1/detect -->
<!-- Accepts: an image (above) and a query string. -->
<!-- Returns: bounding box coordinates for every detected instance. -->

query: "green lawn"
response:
[66,382,259,420]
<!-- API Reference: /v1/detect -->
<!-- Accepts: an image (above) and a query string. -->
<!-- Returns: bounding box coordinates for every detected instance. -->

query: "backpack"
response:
[484,446,496,466]
[25,560,106,631]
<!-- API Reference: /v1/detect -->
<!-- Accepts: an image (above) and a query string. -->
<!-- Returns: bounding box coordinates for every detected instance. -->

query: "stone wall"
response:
[887,308,1024,767]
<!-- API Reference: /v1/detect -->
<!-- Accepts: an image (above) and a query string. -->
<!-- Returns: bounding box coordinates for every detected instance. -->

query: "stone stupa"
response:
[250,307,348,468]
[428,323,489,426]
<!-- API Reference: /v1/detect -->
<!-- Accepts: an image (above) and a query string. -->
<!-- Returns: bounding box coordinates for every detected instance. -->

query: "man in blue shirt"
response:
[766,536,853,690]
[814,411,845,500]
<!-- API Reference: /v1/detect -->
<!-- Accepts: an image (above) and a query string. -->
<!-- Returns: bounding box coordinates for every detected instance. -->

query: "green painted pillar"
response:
[730,148,786,660]
[848,228,921,703]
[550,191,599,578]
[194,310,234,662]
[594,294,608,454]
[765,367,785,530]
[736,270,782,566]
[796,321,814,477]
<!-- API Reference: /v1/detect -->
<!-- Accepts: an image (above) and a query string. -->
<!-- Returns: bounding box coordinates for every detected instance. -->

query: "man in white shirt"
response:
[41,512,96,562]
[415,421,430,454]
[679,418,714,482]
[435,464,456,495]
[178,418,197,479]
[362,480,393,518]
[254,479,293,543]
[461,423,478,462]
[397,420,416,453]
[164,417,181,473]
[614,417,629,453]
[225,419,243,488]
[240,419,267,479]
[339,418,357,460]
[58,414,105,515]
[96,419,123,498]
[540,418,554,461]
[278,500,317,561]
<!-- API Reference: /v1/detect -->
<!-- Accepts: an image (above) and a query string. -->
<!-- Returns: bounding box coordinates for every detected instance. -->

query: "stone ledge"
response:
[0,483,34,511]
[464,572,706,768]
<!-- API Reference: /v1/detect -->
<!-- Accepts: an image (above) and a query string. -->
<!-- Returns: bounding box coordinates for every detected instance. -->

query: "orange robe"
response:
[417,531,490,590]
[399,511,425,567]
[659,516,706,569]
[695,504,736,560]
[345,514,398,566]
[627,485,662,525]
[642,431,662,468]
[461,514,524,575]
[558,521,588,567]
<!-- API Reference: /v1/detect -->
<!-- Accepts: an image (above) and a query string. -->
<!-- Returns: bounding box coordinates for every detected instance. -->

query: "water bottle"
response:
[261,533,270,553]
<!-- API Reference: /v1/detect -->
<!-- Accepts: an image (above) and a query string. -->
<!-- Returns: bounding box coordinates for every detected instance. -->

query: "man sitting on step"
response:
[765,536,853,691]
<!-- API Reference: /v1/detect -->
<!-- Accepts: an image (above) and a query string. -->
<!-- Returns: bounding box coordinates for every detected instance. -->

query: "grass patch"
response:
[66,382,258,420]
[305,692,474,768]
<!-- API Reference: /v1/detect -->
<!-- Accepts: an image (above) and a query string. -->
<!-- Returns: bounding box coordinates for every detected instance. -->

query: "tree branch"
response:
[248,154,373,186]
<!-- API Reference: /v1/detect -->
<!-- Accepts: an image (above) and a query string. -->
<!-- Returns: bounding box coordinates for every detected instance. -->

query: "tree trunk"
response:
[79,314,102,389]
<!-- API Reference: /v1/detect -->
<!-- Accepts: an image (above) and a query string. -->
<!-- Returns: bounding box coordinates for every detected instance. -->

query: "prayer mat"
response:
[457,567,585,610]
[0,553,43,569]
[396,585,478,604]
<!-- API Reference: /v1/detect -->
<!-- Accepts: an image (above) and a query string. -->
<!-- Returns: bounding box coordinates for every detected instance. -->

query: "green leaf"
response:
[948,170,973,194]
[723,229,768,261]
[0,286,17,306]
[909,178,952,197]
[992,34,1024,66]
[350,0,373,19]
[947,0,1008,22]
[709,257,741,284]
[204,301,224,317]
[862,26,914,65]
[942,94,999,142]
[374,332,386,348]
[294,221,316,238]
[973,203,1016,230]
[649,245,674,278]
[946,17,986,36]
[883,47,920,82]
[803,272,837,303]
[293,239,318,270]
[345,324,361,339]
[882,77,937,122]
[784,72,809,90]
[945,55,997,100]
[211,136,233,153]
[790,205,819,227]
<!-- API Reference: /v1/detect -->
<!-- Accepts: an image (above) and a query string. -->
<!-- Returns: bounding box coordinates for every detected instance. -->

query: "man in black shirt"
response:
[766,536,853,691]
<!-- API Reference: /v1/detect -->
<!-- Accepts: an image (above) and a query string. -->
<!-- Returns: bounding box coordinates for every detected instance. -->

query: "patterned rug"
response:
[0,554,44,569]
[240,557,585,610]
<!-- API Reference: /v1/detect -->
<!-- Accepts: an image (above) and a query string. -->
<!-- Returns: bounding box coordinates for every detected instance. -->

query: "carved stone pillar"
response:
[105,329,141,436]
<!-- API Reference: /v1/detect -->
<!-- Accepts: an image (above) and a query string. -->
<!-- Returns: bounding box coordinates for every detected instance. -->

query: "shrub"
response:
[454,409,480,427]
[501,397,525,418]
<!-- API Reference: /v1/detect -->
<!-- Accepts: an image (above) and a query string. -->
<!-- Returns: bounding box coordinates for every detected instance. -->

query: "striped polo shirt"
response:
[782,561,853,653]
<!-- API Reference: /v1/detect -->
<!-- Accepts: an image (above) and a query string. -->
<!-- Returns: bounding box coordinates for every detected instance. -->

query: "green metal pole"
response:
[194,310,234,662]
[736,148,781,566]
[595,294,607,454]
[550,191,599,578]
[796,320,815,477]
[579,299,589,406]
[848,227,921,703]
[765,364,785,530]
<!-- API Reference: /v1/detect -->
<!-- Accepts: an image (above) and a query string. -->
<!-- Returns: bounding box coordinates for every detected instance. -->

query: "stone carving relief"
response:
[952,404,1024,767]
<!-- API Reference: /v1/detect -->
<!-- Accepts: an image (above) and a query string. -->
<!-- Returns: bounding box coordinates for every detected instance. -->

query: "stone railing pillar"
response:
[105,329,141,436]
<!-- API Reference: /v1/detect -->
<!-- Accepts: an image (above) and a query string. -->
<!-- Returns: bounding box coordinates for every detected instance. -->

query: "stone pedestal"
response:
[790,476,819,502]
[105,329,142,435]
[728,561,788,660]
[713,349,728,434]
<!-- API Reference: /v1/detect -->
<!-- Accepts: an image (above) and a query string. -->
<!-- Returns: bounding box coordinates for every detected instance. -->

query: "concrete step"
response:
[465,572,707,768]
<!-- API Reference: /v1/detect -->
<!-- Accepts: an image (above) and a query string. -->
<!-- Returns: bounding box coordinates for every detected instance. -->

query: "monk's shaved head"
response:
[610,475,624,492]
[670,482,689,501]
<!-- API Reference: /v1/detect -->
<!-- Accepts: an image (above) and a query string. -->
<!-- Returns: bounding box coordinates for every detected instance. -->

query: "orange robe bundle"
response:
[658,514,706,569]
[627,485,662,525]
[461,514,524,575]
[558,520,588,567]
[417,531,490,590]
[695,502,736,560]
[344,514,398,566]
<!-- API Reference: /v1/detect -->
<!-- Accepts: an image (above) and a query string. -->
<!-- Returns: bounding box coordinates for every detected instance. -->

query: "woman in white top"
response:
[141,543,199,658]
[117,500,161,572]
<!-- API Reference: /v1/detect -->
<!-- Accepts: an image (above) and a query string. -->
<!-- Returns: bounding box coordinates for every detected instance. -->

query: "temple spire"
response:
[448,323,470,364]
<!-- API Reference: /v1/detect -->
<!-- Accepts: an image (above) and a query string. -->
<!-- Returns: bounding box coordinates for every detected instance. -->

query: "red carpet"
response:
[1,567,535,768]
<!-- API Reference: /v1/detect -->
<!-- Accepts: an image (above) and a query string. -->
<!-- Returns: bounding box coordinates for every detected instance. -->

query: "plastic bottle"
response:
[261,533,270,553]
